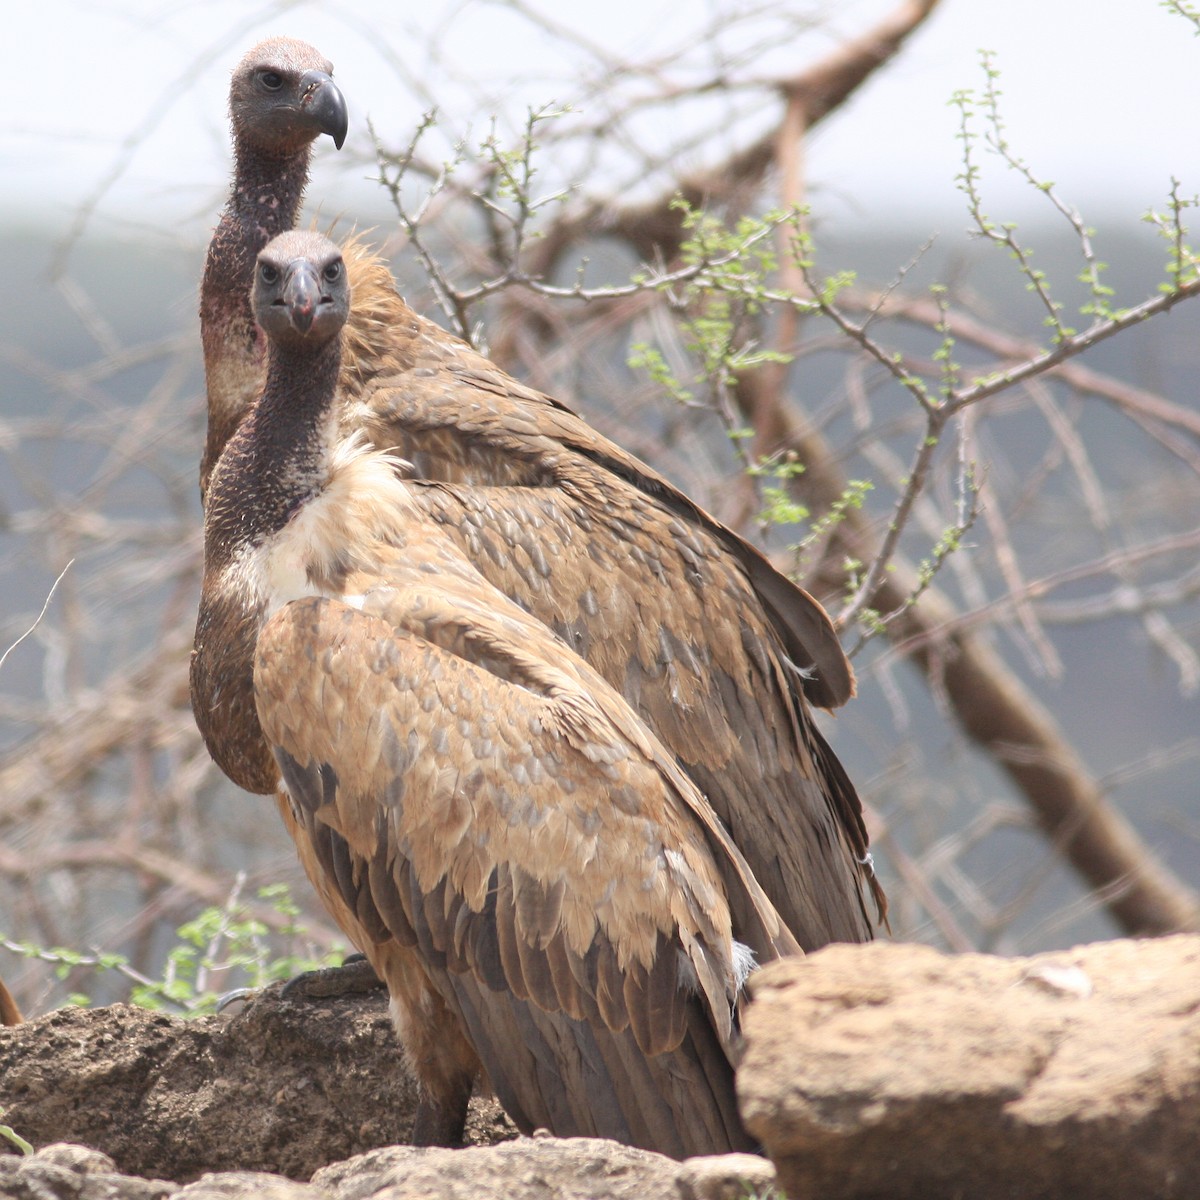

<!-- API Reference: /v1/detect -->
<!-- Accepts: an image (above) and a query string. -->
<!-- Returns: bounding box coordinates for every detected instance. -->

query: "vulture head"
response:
[229,37,348,156]
[253,230,351,353]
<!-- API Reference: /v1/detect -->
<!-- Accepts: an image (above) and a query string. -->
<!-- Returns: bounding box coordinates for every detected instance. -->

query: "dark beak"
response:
[283,263,322,334]
[299,70,349,150]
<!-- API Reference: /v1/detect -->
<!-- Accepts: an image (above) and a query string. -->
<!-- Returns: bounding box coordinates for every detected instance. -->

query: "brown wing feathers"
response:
[255,584,767,1152]
[334,238,882,940]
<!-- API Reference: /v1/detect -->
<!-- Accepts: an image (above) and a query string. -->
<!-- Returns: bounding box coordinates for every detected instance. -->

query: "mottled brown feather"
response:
[253,552,789,1151]
[199,166,879,983]
[197,39,881,946]
[326,236,884,944]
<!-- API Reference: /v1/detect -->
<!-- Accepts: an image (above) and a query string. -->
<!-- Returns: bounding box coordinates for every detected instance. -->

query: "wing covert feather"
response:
[333,237,880,946]
[402,478,874,946]
[254,589,787,1058]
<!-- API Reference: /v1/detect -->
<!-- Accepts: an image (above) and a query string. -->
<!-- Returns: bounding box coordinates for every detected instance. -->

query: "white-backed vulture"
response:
[194,37,885,1145]
[195,230,801,1155]
[199,36,347,499]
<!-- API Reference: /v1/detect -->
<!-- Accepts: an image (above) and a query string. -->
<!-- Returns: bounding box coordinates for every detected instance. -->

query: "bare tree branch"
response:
[736,367,1200,935]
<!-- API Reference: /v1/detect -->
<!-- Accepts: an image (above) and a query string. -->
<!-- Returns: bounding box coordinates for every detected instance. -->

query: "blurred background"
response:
[1,0,1197,1015]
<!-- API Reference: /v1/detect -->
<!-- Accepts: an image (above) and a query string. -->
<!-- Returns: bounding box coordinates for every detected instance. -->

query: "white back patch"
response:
[239,435,415,619]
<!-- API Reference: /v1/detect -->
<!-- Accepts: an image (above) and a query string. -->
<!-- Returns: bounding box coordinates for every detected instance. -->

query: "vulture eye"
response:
[259,70,284,91]
[323,261,343,282]
[259,263,280,285]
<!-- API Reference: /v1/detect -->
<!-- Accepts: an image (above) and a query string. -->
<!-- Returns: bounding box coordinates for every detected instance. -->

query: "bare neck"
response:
[204,332,343,566]
[198,142,315,500]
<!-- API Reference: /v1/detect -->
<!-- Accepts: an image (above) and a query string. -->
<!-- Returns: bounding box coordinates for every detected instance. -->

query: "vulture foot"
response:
[410,1077,474,1148]
[281,952,385,1001]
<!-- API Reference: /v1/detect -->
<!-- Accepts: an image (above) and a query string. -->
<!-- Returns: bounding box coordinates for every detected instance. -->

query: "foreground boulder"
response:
[738,934,1200,1200]
[0,1144,172,1199]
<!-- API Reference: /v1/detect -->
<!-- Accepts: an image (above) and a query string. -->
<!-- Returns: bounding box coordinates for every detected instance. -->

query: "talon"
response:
[280,954,384,1001]
[215,986,256,1014]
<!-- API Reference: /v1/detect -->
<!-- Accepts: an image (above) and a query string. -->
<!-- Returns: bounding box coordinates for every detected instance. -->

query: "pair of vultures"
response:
[191,37,884,1158]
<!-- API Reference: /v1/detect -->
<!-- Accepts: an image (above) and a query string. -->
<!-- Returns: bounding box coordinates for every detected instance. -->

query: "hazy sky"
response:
[2,0,1198,244]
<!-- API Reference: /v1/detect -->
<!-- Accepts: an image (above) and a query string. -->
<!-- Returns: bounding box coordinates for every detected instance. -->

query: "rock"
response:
[0,985,515,1183]
[0,1136,719,1200]
[738,935,1200,1200]
[11,935,1196,1198]
[24,1143,121,1175]
[309,1138,686,1200]
[676,1152,777,1200]
[173,1172,324,1199]
[0,1142,172,1198]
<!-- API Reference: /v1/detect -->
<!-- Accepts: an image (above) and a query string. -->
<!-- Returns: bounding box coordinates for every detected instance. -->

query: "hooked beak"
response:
[282,262,323,333]
[299,69,349,150]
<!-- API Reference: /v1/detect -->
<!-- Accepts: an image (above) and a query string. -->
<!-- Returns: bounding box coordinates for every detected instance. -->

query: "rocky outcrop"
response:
[0,989,773,1199]
[310,1140,687,1200]
[0,984,515,1183]
[5,936,1199,1199]
[738,935,1200,1200]
[0,1140,775,1200]
[0,1144,173,1199]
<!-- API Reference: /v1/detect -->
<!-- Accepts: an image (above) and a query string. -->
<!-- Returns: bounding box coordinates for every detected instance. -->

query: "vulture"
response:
[199,36,347,499]
[194,230,801,1155]
[194,36,885,1147]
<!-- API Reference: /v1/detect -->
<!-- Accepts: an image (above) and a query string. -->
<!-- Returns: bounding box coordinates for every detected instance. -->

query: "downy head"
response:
[200,39,348,500]
[229,37,348,157]
[253,230,350,352]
